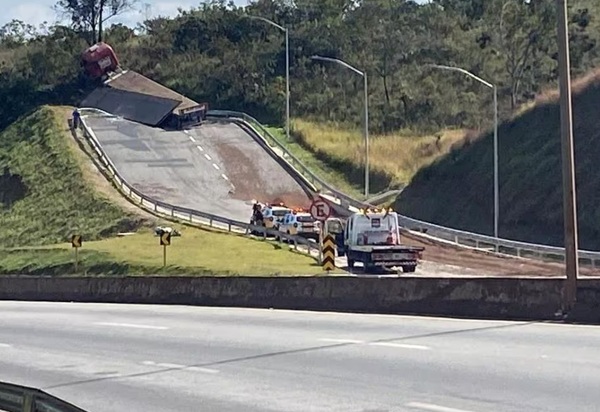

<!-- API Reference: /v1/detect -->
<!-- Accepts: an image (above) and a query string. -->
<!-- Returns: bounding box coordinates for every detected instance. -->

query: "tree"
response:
[54,0,136,45]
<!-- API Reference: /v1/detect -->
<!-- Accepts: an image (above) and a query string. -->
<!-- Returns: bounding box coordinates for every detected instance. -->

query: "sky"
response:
[2,0,429,29]
[1,0,251,29]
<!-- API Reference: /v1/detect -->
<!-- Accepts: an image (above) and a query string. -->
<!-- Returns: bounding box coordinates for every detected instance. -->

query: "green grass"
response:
[0,106,145,247]
[395,70,600,250]
[1,225,335,276]
[265,119,466,197]
[265,126,366,199]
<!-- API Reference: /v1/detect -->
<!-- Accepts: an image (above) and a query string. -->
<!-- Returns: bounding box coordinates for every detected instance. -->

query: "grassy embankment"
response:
[0,106,326,276]
[266,119,467,200]
[395,69,600,250]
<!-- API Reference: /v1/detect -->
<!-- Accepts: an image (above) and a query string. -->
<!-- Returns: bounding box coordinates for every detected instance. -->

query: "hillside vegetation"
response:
[1,0,600,134]
[290,119,468,194]
[0,106,145,247]
[395,70,600,250]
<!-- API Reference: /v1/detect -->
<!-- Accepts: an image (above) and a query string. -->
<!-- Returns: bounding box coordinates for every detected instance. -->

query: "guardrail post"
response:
[154,203,157,212]
[189,213,193,222]
[171,209,174,217]
[209,218,213,227]
[228,222,232,232]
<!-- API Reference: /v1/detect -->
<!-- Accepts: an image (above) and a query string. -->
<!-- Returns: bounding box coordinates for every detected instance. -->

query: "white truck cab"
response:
[342,209,424,273]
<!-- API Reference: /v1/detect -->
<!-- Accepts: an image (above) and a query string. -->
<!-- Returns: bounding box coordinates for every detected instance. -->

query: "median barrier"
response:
[1,276,599,322]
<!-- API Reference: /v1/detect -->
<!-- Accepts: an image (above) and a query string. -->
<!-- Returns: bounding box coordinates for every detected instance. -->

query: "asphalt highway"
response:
[0,302,599,412]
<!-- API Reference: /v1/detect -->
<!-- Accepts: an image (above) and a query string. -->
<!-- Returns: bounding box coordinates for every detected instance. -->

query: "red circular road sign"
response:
[310,199,332,221]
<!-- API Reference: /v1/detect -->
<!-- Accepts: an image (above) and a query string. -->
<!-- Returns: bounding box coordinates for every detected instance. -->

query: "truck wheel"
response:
[347,259,355,269]
[402,265,416,273]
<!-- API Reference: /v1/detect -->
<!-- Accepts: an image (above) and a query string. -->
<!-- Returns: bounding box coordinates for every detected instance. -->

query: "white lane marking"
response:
[142,361,219,374]
[406,402,477,412]
[204,153,212,161]
[94,322,169,330]
[0,343,12,348]
[188,135,196,142]
[319,338,364,344]
[157,362,185,369]
[212,163,220,170]
[370,342,431,351]
[197,145,204,152]
[189,366,219,374]
[221,174,229,181]
[183,130,190,135]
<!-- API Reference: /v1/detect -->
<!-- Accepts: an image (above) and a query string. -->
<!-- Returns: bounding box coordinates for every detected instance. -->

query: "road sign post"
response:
[310,199,332,264]
[322,234,336,272]
[71,235,82,272]
[160,231,172,268]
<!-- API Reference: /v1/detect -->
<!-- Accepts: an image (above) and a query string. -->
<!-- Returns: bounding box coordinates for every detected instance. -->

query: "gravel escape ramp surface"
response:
[85,116,312,223]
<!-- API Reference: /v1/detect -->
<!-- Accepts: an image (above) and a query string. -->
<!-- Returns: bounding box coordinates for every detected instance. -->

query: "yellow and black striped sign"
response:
[160,232,172,246]
[322,234,336,271]
[71,235,82,248]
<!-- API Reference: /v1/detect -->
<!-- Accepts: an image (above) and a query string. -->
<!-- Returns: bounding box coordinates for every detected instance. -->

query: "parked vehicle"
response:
[335,209,424,273]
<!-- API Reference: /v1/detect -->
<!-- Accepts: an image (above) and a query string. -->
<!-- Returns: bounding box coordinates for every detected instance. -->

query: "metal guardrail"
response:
[206,110,600,267]
[77,108,321,259]
[0,381,87,412]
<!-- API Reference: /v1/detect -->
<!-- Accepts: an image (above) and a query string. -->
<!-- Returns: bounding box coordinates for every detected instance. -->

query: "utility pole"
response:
[556,0,579,312]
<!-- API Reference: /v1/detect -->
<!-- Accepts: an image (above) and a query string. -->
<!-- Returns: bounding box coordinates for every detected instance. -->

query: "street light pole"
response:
[556,0,579,312]
[427,64,499,242]
[285,27,290,141]
[311,55,370,197]
[363,72,370,197]
[248,15,290,141]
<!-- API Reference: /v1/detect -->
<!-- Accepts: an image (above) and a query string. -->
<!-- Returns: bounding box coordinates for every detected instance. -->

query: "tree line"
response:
[1,0,599,133]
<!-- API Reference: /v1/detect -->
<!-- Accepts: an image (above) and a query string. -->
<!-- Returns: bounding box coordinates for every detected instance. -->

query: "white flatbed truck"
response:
[333,209,424,273]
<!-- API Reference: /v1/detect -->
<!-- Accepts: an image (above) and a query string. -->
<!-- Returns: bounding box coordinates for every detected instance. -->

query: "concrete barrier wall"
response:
[2,276,598,322]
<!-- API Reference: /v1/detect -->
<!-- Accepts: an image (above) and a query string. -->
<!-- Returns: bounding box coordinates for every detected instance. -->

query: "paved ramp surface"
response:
[85,116,311,222]
[188,121,312,208]
[1,302,600,412]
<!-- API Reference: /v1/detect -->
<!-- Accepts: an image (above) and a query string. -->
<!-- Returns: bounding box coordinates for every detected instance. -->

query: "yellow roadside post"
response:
[71,235,82,272]
[322,234,336,272]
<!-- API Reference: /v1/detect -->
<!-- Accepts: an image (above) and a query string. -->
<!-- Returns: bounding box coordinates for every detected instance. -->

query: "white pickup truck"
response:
[334,209,424,273]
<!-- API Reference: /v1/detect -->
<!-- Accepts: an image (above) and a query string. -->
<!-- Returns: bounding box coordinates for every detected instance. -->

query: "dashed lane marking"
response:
[319,338,364,344]
[221,174,229,181]
[142,360,219,374]
[188,135,196,142]
[405,402,477,412]
[204,153,212,161]
[0,343,12,348]
[197,146,204,152]
[212,163,220,170]
[318,338,432,351]
[93,322,169,330]
[370,342,431,351]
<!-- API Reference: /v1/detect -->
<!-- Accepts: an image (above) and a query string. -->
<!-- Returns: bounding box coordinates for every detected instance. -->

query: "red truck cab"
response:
[81,42,119,78]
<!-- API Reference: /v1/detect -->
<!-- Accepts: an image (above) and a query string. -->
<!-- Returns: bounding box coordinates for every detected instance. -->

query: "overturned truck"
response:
[80,42,208,129]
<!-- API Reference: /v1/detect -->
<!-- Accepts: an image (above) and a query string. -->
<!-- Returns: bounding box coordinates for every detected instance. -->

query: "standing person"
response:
[72,108,81,129]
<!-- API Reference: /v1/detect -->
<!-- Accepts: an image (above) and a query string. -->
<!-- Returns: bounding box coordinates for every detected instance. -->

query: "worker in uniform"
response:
[251,202,264,226]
